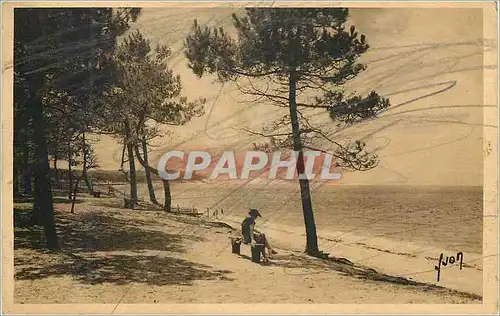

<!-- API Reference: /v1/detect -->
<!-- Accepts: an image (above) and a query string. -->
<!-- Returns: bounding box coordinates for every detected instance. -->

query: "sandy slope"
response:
[123,181,484,296]
[89,7,486,187]
[14,201,481,304]
[222,215,483,296]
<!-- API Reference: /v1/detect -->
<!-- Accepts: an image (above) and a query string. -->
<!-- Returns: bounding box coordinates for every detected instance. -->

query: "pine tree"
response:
[102,30,205,212]
[184,8,389,256]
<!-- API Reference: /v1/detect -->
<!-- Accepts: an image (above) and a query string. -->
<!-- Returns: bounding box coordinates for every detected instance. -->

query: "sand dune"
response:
[91,7,486,187]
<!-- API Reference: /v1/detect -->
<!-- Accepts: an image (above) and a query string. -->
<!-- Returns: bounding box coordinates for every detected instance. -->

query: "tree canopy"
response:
[101,30,205,211]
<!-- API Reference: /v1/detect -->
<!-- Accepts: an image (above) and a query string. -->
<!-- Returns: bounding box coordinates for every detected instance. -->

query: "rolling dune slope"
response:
[91,7,487,186]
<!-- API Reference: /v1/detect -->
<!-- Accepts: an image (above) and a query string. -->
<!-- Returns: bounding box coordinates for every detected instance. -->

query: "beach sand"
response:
[146,181,484,294]
[14,183,483,303]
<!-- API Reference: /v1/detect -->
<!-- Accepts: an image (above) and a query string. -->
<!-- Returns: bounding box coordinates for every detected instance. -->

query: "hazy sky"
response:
[93,7,486,186]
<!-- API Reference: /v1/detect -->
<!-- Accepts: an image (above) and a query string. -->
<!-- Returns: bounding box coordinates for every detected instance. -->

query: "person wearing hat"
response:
[241,208,277,258]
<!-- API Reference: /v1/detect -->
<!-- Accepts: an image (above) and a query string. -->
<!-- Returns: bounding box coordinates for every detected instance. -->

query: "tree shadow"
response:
[59,211,206,253]
[15,196,85,204]
[54,197,84,204]
[90,198,129,209]
[168,215,234,231]
[14,208,235,286]
[14,197,34,203]
[13,209,34,229]
[91,198,164,213]
[268,253,481,301]
[14,228,46,249]
[15,252,234,285]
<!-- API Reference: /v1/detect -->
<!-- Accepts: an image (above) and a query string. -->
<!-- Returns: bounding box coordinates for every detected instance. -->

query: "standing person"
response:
[241,208,278,257]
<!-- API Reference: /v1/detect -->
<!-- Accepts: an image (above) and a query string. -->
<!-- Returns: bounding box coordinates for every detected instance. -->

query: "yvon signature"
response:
[434,252,464,282]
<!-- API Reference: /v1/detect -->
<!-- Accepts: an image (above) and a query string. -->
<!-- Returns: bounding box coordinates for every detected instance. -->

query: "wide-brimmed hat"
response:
[249,208,262,217]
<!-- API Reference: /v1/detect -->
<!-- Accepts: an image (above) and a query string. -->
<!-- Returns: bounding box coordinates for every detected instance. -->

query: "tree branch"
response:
[241,127,292,138]
[220,67,282,78]
[236,80,289,108]
[133,144,160,176]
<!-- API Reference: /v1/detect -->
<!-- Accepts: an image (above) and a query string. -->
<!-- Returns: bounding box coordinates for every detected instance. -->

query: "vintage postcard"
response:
[2,1,498,314]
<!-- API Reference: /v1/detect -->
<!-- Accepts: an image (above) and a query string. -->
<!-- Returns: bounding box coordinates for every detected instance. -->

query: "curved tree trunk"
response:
[126,142,138,205]
[124,121,138,207]
[288,71,320,256]
[133,144,171,213]
[142,136,158,205]
[162,179,171,213]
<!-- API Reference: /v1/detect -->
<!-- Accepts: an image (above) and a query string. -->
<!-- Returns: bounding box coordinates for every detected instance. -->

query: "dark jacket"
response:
[241,216,255,244]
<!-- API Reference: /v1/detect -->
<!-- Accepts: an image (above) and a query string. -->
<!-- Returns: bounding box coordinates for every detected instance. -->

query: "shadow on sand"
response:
[14,208,235,286]
[268,253,482,301]
[14,196,84,205]
[15,252,234,286]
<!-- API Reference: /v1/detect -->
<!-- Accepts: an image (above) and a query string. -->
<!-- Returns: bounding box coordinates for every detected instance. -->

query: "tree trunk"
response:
[27,75,59,250]
[13,164,20,198]
[53,154,59,186]
[30,183,43,226]
[132,144,171,214]
[288,71,320,256]
[124,121,138,206]
[142,136,158,205]
[23,143,31,195]
[67,141,73,201]
[81,131,93,194]
[70,175,83,213]
[162,179,171,213]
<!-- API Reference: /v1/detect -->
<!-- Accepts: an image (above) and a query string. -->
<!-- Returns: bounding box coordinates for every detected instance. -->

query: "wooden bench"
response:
[230,237,265,264]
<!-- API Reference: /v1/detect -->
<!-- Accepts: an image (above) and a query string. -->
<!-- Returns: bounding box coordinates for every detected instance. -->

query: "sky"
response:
[92,7,487,186]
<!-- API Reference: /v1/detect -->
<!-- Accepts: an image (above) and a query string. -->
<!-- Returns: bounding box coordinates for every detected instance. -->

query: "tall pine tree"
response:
[185,8,389,256]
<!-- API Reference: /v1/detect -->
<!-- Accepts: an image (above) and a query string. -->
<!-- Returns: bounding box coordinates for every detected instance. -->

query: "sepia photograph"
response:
[2,1,498,314]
